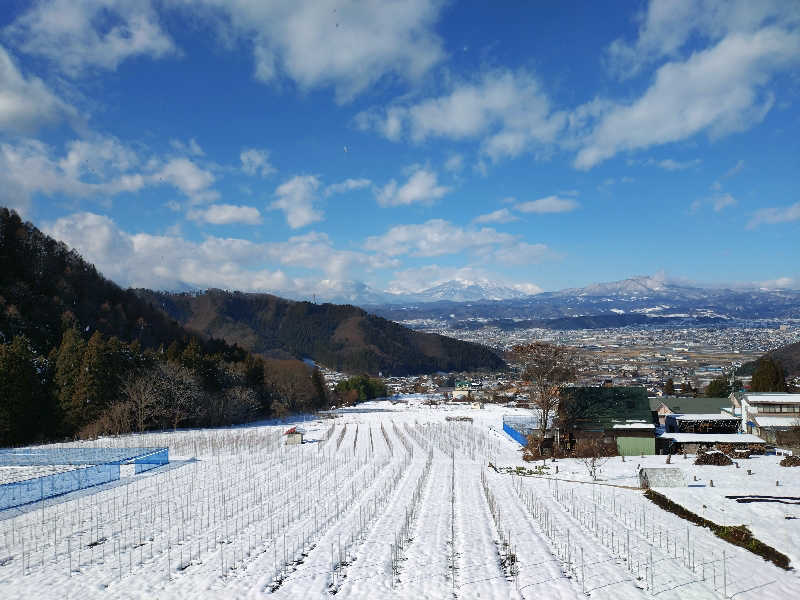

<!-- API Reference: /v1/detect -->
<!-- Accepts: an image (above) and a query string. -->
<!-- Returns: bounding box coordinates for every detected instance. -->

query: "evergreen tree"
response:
[181,338,204,371]
[72,331,111,428]
[0,336,42,445]
[664,378,675,396]
[311,368,328,410]
[54,327,86,433]
[750,357,787,392]
[705,375,732,398]
[166,340,182,363]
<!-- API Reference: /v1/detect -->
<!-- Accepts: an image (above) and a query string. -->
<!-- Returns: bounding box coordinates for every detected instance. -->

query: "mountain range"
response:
[275,275,800,324]
[364,275,800,323]
[278,278,531,305]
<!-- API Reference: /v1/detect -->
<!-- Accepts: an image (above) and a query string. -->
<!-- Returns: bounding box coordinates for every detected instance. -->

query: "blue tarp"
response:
[503,422,529,446]
[0,447,167,466]
[0,464,119,510]
[0,447,169,510]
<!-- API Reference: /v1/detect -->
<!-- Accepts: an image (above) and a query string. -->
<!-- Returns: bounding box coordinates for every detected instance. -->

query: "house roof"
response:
[674,414,739,421]
[753,415,800,427]
[744,393,800,405]
[560,386,651,430]
[612,422,655,429]
[659,433,765,443]
[656,397,731,414]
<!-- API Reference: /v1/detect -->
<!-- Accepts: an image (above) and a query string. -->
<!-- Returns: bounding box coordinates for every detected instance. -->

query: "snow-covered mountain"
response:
[271,274,799,322]
[282,278,536,305]
[366,274,800,322]
[411,279,533,302]
[559,274,670,297]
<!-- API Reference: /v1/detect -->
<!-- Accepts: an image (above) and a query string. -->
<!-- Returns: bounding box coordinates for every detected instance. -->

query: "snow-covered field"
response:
[1,397,798,599]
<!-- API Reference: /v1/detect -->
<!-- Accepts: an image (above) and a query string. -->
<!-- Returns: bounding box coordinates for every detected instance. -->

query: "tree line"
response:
[0,207,339,446]
[0,326,330,446]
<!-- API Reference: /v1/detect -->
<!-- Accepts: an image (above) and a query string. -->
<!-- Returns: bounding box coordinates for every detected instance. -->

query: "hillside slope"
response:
[740,340,800,378]
[139,289,506,375]
[0,208,196,353]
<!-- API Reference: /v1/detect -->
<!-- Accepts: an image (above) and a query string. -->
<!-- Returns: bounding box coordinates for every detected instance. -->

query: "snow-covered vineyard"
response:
[1,398,799,599]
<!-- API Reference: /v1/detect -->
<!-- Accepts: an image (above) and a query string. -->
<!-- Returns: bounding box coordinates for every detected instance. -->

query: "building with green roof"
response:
[559,386,655,455]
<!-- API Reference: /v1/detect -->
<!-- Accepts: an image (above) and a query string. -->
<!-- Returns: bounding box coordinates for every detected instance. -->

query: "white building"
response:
[732,392,800,443]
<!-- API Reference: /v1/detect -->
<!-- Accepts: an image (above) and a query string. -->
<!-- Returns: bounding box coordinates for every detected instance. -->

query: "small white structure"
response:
[284,426,304,445]
[639,467,687,488]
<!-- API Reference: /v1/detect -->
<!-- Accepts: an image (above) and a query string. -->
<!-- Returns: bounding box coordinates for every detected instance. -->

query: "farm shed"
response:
[284,427,304,445]
[664,414,740,434]
[658,432,765,455]
[612,423,656,456]
[559,387,656,455]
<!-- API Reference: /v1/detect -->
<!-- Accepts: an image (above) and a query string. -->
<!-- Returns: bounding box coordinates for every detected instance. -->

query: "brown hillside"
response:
[138,289,506,376]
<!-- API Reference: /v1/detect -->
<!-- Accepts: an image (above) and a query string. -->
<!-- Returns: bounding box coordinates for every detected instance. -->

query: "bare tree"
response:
[575,437,613,481]
[156,362,203,430]
[511,342,579,439]
[121,372,159,433]
[221,386,260,423]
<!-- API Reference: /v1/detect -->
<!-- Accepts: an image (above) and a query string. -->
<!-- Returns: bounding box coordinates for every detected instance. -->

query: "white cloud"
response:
[576,27,800,169]
[178,0,445,102]
[364,219,517,257]
[271,175,323,228]
[325,178,371,197]
[360,69,566,163]
[240,148,276,177]
[43,212,391,293]
[188,204,262,225]
[444,154,463,172]
[758,276,797,290]
[0,138,143,206]
[0,137,220,210]
[515,195,579,214]
[693,193,737,213]
[656,158,701,171]
[747,201,800,228]
[724,159,745,177]
[59,136,140,180]
[712,193,737,212]
[154,157,218,204]
[473,208,518,224]
[170,138,205,156]
[4,0,177,76]
[493,241,553,265]
[605,0,798,79]
[376,168,450,207]
[0,44,77,133]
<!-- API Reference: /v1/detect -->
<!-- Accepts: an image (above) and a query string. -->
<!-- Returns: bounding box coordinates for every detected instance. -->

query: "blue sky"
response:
[0,0,798,298]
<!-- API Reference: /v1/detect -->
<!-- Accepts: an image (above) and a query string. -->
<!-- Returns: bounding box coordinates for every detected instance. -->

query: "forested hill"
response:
[1,208,196,353]
[0,207,326,445]
[740,340,800,378]
[137,289,506,376]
